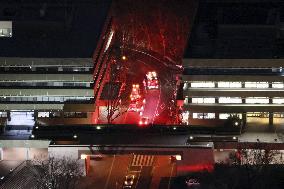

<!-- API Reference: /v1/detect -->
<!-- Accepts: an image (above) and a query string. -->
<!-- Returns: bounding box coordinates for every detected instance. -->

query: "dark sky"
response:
[0,0,111,58]
[184,0,284,59]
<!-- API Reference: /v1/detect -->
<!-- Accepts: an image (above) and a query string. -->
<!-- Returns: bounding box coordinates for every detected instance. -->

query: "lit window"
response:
[245,97,269,104]
[204,113,215,119]
[203,98,215,103]
[219,97,242,103]
[191,82,215,88]
[273,98,284,104]
[192,113,215,119]
[192,98,204,104]
[245,82,268,88]
[184,96,189,104]
[192,98,215,104]
[272,82,284,88]
[219,113,242,119]
[193,113,204,119]
[182,111,189,124]
[38,112,49,117]
[0,21,12,37]
[0,112,7,118]
[183,83,189,90]
[218,82,241,88]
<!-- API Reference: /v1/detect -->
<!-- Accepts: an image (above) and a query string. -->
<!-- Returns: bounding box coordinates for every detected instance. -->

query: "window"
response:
[0,112,7,118]
[273,98,284,104]
[193,113,215,119]
[184,96,189,104]
[191,82,215,88]
[245,82,268,88]
[192,98,215,104]
[38,112,49,117]
[245,97,269,104]
[219,97,242,103]
[182,111,189,125]
[218,82,242,88]
[272,82,284,88]
[193,113,204,119]
[0,21,12,37]
[219,113,242,119]
[204,113,215,119]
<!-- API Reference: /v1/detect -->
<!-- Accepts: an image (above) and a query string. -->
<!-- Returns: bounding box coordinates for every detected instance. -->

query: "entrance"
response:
[7,111,35,127]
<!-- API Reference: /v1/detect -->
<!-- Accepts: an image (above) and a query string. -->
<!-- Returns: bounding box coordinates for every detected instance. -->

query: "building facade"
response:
[182,59,284,128]
[0,58,95,126]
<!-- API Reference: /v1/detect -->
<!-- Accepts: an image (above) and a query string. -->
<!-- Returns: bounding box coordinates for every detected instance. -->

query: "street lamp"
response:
[121,55,127,60]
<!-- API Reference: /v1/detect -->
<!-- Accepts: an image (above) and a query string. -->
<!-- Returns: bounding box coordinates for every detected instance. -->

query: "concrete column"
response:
[7,111,11,121]
[241,82,245,88]
[33,110,38,121]
[242,113,247,126]
[269,112,273,126]
[215,97,219,104]
[0,148,3,160]
[26,148,30,160]
[188,97,192,104]
[215,113,219,120]
[214,82,218,88]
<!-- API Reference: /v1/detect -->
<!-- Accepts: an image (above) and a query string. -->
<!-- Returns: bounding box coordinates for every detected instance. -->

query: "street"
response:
[78,154,176,189]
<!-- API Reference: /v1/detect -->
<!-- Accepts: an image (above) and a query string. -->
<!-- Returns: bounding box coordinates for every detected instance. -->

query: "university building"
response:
[181,0,284,128]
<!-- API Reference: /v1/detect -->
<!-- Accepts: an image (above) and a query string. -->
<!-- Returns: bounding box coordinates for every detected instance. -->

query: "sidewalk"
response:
[239,132,281,143]
[0,130,32,140]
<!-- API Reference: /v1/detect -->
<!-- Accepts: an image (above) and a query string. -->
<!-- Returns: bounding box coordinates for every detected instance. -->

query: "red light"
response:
[177,164,214,172]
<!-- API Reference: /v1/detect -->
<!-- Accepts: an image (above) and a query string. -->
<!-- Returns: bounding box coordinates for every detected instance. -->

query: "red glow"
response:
[177,164,214,172]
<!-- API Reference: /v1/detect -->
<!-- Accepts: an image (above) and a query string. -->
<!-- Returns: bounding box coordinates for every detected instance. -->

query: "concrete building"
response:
[181,0,284,129]
[0,1,111,127]
[0,58,95,126]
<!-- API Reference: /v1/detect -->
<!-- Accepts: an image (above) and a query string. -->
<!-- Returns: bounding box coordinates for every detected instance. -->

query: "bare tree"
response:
[104,54,129,124]
[226,143,284,189]
[30,156,83,189]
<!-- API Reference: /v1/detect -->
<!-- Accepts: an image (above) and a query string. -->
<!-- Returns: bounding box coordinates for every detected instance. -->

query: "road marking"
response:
[134,168,141,189]
[167,164,175,189]
[104,155,116,189]
[131,155,155,166]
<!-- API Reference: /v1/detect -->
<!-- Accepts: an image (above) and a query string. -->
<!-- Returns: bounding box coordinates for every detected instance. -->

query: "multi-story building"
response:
[0,58,95,126]
[181,0,284,129]
[0,1,111,127]
[182,59,284,128]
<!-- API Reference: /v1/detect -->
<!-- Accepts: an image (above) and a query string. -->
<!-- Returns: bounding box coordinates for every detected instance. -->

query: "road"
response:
[78,154,176,189]
[142,89,161,124]
[123,88,160,125]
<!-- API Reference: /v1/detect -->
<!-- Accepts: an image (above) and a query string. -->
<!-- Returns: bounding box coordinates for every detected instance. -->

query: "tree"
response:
[30,156,83,189]
[104,54,130,124]
[225,143,284,189]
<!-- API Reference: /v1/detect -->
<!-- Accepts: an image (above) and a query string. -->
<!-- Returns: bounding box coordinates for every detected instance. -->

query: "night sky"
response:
[0,0,111,58]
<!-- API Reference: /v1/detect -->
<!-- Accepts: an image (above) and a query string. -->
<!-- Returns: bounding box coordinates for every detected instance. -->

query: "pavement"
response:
[0,160,24,179]
[0,130,31,140]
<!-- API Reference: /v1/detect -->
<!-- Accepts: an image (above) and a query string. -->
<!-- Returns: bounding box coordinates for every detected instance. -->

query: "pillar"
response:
[241,112,247,133]
[33,110,38,121]
[7,111,11,121]
[242,113,247,125]
[0,148,3,160]
[269,112,273,126]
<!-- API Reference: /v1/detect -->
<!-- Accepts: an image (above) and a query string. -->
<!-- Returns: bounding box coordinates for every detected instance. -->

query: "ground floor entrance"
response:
[7,111,35,127]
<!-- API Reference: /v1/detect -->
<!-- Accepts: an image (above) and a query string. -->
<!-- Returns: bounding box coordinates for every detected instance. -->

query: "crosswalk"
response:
[131,155,155,167]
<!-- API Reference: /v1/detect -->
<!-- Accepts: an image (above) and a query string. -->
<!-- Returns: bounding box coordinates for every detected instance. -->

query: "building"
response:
[0,57,95,126]
[182,0,284,129]
[0,1,111,127]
